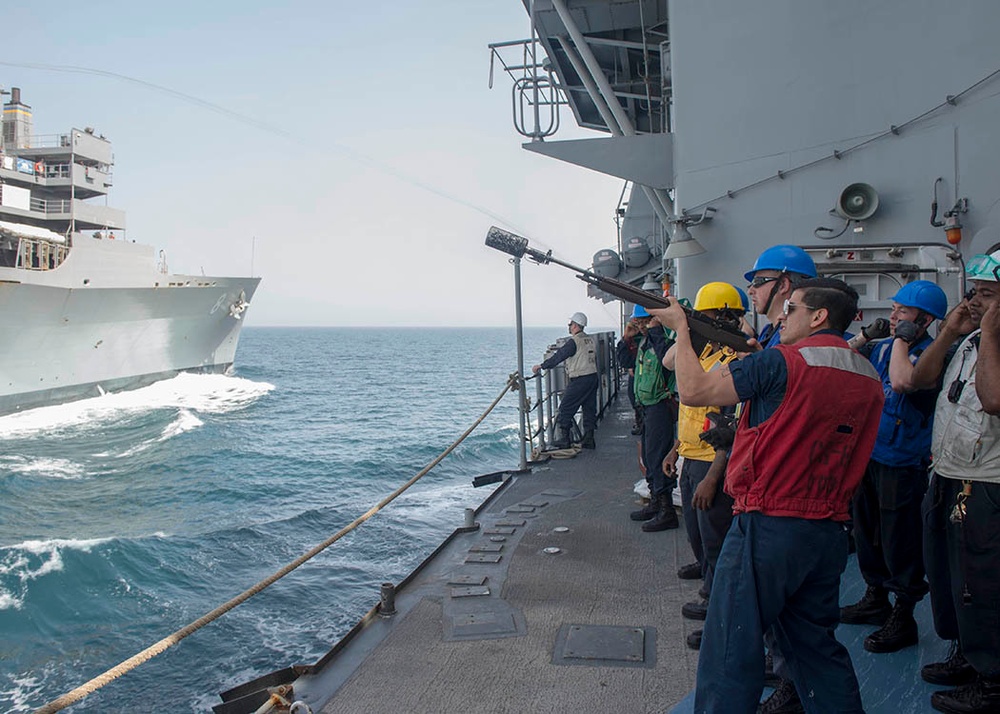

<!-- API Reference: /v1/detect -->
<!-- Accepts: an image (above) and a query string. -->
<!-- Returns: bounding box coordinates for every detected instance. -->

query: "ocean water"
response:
[0,326,561,713]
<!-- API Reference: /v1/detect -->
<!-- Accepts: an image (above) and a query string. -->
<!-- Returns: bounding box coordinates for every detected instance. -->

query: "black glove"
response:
[894,320,920,344]
[700,411,736,451]
[861,318,890,340]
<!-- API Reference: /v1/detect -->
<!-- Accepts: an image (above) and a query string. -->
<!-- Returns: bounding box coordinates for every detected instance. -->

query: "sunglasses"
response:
[748,275,780,289]
[782,299,819,316]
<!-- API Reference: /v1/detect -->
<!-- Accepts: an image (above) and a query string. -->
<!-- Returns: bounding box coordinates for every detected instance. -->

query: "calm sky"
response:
[2,1,626,329]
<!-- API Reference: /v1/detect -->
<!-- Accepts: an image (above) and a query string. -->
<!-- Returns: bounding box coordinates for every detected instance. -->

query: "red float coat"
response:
[725,333,884,521]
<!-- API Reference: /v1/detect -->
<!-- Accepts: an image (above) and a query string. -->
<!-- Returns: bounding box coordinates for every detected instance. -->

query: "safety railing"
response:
[521,331,620,455]
[487,37,567,140]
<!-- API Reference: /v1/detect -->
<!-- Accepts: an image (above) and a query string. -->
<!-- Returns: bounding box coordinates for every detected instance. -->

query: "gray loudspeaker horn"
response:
[835,183,880,221]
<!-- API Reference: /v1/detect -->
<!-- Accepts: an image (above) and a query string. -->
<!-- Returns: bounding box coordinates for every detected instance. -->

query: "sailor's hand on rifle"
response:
[741,337,763,354]
[648,300,686,332]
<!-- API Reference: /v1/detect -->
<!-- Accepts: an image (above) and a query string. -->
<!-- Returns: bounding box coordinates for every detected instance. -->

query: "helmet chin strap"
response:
[762,273,787,316]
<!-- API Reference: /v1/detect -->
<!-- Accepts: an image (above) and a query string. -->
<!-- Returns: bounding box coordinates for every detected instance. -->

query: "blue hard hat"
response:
[735,286,750,312]
[631,304,650,318]
[744,245,818,282]
[890,280,948,319]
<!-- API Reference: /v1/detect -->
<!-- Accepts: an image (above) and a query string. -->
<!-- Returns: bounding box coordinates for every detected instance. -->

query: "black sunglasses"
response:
[749,276,780,289]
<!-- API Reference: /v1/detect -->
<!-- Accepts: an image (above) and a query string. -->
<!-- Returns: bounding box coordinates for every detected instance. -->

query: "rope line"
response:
[33,377,518,714]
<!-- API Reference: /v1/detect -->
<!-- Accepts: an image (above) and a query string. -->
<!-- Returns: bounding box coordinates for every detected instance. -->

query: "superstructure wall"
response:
[667,0,1000,299]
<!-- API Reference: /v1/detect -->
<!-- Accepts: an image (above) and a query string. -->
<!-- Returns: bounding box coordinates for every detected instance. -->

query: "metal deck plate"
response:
[464,552,502,564]
[552,624,656,668]
[540,489,583,498]
[469,543,503,553]
[450,586,491,598]
[505,505,536,513]
[444,611,520,640]
[483,526,515,535]
[521,499,550,508]
[494,519,526,527]
[446,574,487,586]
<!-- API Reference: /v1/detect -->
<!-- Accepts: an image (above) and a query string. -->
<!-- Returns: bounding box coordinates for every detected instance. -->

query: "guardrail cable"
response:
[34,377,518,714]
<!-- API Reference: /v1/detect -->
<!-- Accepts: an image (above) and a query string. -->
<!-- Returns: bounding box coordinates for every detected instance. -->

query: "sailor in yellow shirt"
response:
[661,282,745,651]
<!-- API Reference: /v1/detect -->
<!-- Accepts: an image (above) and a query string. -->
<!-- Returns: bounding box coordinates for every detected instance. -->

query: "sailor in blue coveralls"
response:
[840,280,948,654]
[652,277,884,714]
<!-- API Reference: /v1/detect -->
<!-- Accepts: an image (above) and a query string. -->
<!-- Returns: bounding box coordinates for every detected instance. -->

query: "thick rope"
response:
[34,377,517,714]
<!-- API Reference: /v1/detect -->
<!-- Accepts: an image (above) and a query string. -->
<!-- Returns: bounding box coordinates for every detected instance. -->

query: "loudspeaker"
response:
[835,183,880,221]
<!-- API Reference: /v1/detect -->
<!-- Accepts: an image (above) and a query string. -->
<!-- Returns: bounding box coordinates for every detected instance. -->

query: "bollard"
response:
[380,582,397,617]
[464,507,476,529]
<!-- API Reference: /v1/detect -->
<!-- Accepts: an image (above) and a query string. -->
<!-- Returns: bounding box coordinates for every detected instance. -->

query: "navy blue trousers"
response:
[556,373,598,433]
[679,457,733,598]
[852,460,929,605]
[640,399,676,498]
[695,512,862,714]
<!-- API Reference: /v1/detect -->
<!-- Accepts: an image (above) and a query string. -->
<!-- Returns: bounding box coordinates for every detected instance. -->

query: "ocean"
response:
[0,326,563,713]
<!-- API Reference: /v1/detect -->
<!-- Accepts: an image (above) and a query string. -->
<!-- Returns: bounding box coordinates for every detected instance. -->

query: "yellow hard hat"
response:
[694,282,744,312]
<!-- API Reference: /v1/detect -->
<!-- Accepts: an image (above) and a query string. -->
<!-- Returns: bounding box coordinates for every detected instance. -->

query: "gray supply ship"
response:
[0,88,259,415]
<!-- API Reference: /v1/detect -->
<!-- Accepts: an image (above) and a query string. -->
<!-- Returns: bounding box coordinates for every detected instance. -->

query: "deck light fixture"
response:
[641,273,661,291]
[664,207,715,259]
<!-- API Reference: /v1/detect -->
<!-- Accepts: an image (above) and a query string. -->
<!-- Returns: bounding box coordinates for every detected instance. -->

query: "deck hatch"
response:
[464,552,502,564]
[552,624,656,668]
[469,543,503,553]
[484,526,515,535]
[444,611,520,639]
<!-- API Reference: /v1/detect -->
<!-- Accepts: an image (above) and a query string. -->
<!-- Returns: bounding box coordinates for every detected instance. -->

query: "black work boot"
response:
[581,429,595,449]
[840,584,892,625]
[551,427,571,450]
[677,562,702,580]
[629,497,659,521]
[864,600,918,652]
[922,641,978,686]
[686,629,703,650]
[931,678,1000,714]
[641,495,679,531]
[681,597,708,621]
[757,678,804,714]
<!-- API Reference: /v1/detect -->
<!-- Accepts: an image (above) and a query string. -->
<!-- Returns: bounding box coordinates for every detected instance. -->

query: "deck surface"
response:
[288,398,950,714]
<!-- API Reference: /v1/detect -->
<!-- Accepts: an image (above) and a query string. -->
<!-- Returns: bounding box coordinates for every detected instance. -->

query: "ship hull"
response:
[0,277,260,415]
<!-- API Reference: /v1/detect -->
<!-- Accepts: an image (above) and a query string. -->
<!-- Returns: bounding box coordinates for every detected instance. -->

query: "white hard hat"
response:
[569,312,588,328]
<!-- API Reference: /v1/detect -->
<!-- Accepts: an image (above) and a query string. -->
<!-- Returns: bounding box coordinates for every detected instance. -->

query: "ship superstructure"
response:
[0,87,260,414]
[488,0,1000,327]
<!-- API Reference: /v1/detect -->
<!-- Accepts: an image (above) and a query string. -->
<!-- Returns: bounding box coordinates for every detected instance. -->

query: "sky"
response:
[2,1,626,329]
